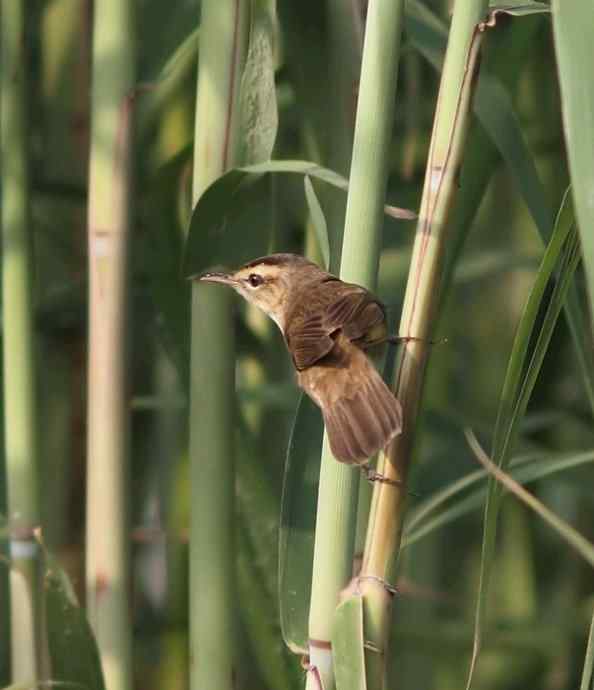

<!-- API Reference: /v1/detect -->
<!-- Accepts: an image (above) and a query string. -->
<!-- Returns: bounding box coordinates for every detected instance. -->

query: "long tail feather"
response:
[322,365,402,464]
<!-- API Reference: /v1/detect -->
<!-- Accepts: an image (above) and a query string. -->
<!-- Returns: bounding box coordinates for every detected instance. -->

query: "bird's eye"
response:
[248,273,264,288]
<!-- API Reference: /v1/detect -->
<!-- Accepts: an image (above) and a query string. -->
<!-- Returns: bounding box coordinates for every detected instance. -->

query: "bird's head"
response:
[197,253,324,329]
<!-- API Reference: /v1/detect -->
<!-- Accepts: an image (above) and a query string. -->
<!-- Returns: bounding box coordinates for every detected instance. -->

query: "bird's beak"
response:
[194,271,237,286]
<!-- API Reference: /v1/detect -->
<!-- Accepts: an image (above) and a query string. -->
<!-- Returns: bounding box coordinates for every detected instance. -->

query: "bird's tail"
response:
[322,363,402,465]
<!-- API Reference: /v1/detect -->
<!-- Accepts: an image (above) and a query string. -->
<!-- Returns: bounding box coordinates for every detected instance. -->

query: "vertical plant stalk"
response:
[358,0,489,683]
[305,0,405,688]
[324,0,361,270]
[1,0,42,682]
[189,2,248,690]
[86,2,135,690]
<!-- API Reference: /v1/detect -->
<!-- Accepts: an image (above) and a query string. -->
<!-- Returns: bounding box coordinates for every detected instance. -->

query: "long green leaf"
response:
[552,2,594,318]
[279,394,323,654]
[304,177,330,269]
[238,0,278,164]
[474,73,551,238]
[581,607,594,690]
[403,448,594,548]
[466,191,580,689]
[138,28,199,137]
[183,160,414,276]
[45,556,106,690]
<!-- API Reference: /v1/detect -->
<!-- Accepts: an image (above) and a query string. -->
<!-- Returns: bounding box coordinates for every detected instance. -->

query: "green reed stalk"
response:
[189,2,248,689]
[358,0,488,685]
[85,2,135,689]
[1,0,42,682]
[305,1,405,688]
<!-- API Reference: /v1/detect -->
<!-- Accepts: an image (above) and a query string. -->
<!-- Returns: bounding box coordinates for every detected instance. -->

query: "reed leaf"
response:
[466,189,580,689]
[44,553,105,690]
[552,2,594,316]
[403,448,594,548]
[581,609,594,690]
[184,160,414,276]
[238,0,278,165]
[279,395,323,654]
[467,431,594,567]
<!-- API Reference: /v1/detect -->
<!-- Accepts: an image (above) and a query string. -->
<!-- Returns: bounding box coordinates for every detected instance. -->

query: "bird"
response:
[198,253,402,464]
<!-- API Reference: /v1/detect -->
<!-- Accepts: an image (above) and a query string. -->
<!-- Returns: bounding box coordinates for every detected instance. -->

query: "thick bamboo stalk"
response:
[85,2,135,689]
[189,2,248,690]
[1,0,42,682]
[359,0,489,684]
[305,0,405,688]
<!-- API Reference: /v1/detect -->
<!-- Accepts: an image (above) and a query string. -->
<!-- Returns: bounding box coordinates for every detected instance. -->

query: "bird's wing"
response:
[287,286,386,371]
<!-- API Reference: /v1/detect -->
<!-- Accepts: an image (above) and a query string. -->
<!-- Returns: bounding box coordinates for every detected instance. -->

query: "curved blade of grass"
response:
[137,28,199,137]
[237,521,297,690]
[44,553,106,690]
[467,431,594,568]
[489,3,549,17]
[474,72,551,238]
[279,393,323,654]
[332,596,367,690]
[552,2,594,318]
[144,152,192,383]
[304,177,330,270]
[403,448,594,548]
[183,160,415,276]
[466,190,580,689]
[581,608,594,690]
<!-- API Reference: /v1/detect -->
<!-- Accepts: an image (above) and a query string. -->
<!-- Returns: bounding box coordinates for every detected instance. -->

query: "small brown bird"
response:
[199,253,402,464]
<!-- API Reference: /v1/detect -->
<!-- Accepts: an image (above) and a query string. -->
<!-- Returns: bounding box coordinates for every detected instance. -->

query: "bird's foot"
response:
[361,465,402,487]
[360,465,420,497]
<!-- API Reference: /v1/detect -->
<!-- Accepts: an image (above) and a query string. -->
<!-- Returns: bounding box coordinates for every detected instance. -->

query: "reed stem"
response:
[1,0,42,682]
[359,0,489,685]
[189,2,249,689]
[85,1,135,688]
[306,0,405,687]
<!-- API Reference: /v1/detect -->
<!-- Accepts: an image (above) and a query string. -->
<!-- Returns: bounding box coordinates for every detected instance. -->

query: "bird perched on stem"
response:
[198,253,402,464]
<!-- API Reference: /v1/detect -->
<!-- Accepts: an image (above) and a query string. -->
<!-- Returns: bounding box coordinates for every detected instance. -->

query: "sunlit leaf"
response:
[581,608,594,690]
[467,431,594,568]
[304,176,329,269]
[239,0,278,165]
[552,2,594,336]
[332,596,367,690]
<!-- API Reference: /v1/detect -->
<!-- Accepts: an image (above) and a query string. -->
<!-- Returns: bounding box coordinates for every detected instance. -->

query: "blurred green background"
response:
[1,1,593,690]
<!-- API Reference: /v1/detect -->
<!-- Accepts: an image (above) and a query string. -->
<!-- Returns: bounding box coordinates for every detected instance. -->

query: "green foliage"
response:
[44,555,106,690]
[279,394,323,654]
[2,2,594,690]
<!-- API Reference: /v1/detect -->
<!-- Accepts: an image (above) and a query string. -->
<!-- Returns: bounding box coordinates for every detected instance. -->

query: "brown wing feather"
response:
[286,283,387,370]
